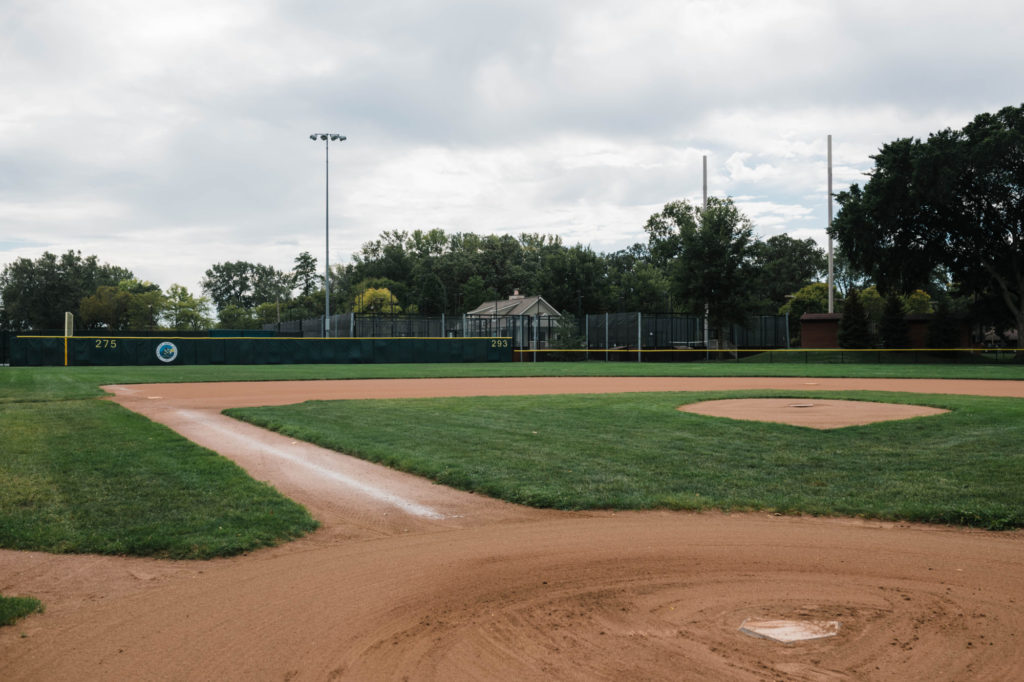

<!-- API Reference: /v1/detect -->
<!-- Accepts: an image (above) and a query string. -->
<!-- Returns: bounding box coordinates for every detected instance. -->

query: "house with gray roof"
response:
[465,290,562,349]
[465,290,562,318]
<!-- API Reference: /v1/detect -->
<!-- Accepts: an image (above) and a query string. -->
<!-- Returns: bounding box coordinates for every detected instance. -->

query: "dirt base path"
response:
[2,376,1023,680]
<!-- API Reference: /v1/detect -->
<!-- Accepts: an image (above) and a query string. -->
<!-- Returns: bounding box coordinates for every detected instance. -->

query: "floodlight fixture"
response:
[309,133,347,337]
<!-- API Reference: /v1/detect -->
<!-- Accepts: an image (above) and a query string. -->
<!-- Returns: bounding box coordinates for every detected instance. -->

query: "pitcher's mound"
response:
[678,398,947,429]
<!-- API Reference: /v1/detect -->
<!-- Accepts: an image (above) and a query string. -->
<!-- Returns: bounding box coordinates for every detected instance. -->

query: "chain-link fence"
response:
[263,312,789,352]
[266,313,568,349]
[584,313,788,351]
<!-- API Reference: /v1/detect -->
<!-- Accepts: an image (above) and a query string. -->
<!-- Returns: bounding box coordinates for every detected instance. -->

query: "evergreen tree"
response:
[838,289,873,348]
[927,297,961,349]
[878,295,910,348]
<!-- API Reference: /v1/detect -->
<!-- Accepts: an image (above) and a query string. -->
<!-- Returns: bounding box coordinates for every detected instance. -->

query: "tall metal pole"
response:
[702,155,708,209]
[324,137,331,337]
[828,134,834,314]
[310,133,346,337]
[702,155,709,358]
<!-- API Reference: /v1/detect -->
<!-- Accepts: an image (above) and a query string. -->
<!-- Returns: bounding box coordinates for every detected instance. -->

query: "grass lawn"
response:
[0,398,318,560]
[227,389,1024,530]
[0,595,43,627]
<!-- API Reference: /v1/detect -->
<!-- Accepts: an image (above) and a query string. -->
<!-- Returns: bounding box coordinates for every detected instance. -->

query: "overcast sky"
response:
[2,0,1022,297]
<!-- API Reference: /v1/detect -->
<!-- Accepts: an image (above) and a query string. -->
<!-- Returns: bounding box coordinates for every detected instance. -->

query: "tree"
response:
[643,201,688,269]
[79,285,131,330]
[778,282,831,345]
[201,261,290,312]
[328,263,357,315]
[353,287,402,314]
[120,280,164,330]
[164,284,213,330]
[216,304,257,329]
[292,252,320,297]
[610,259,672,313]
[352,230,415,284]
[903,289,933,314]
[749,235,826,312]
[878,295,910,349]
[859,286,885,325]
[831,247,872,298]
[928,297,962,349]
[648,198,757,340]
[0,251,132,329]
[460,275,496,311]
[411,266,448,315]
[832,104,1024,344]
[837,289,873,348]
[202,261,252,311]
[858,285,931,328]
[78,279,164,331]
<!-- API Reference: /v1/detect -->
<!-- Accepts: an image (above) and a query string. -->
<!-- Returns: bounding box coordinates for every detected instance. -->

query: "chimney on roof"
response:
[509,289,524,300]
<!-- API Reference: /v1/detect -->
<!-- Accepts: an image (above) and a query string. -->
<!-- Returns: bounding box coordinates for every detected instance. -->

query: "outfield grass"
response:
[0,398,318,559]
[3,360,1023,404]
[0,595,43,627]
[227,390,1024,530]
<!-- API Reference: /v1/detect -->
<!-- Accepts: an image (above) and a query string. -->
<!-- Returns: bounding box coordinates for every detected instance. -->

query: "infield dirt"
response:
[2,376,1023,680]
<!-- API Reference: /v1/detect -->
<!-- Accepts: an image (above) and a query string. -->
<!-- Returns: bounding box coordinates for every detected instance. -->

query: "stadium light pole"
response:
[827,134,834,314]
[310,133,347,337]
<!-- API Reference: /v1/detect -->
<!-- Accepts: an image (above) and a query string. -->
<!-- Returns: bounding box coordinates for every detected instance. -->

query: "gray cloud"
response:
[2,0,1023,294]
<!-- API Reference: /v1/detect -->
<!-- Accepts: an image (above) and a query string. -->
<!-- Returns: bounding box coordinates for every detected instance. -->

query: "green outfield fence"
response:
[7,334,513,366]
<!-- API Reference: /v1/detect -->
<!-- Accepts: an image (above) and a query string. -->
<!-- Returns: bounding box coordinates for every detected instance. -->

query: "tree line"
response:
[830,103,1024,347]
[3,103,1020,347]
[0,198,829,338]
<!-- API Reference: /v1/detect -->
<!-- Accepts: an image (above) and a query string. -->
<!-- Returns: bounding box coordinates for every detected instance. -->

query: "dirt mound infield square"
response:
[678,397,949,429]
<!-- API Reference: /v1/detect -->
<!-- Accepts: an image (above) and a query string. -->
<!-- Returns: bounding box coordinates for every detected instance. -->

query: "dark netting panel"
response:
[8,336,512,366]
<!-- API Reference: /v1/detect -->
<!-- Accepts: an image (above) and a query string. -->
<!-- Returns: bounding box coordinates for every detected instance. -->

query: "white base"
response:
[739,618,841,643]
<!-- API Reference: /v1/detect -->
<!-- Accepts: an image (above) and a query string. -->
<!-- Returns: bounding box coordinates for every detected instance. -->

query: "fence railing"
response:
[512,347,1022,364]
[261,311,790,352]
[583,313,789,355]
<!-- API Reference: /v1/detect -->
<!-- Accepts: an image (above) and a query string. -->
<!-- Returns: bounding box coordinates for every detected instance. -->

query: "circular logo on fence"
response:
[155,341,178,363]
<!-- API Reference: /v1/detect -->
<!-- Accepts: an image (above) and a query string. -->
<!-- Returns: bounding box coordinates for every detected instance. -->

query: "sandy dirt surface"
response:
[2,376,1023,681]
[678,398,949,429]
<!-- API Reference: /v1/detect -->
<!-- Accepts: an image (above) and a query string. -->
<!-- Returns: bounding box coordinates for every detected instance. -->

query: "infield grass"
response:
[228,390,1024,529]
[0,398,318,559]
[0,595,43,627]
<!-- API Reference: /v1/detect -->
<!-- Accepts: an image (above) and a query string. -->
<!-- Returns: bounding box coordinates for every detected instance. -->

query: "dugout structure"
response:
[9,335,513,366]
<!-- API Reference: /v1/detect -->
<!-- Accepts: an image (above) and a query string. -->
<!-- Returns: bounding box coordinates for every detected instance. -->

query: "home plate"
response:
[739,618,841,643]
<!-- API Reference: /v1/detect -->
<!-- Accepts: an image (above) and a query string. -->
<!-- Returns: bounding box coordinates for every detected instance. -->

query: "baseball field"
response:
[2,362,1023,679]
